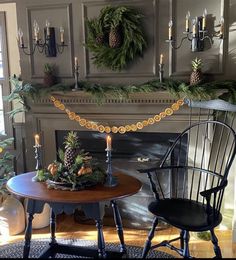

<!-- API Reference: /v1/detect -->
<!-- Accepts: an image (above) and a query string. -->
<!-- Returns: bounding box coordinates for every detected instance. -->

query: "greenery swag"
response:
[86,5,147,71]
[4,76,236,119]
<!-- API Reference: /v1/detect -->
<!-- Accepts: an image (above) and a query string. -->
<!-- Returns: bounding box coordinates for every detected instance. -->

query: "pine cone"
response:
[109,27,122,48]
[95,34,105,45]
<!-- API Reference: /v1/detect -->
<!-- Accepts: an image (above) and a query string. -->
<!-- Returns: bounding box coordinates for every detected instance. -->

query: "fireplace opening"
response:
[56,130,187,229]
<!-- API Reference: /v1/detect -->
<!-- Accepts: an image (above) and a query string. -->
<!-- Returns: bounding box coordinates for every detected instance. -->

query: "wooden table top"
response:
[7,172,142,204]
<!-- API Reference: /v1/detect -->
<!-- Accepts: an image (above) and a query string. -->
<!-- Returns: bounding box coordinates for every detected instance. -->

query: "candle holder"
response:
[32,144,42,182]
[72,64,82,91]
[104,149,118,187]
[18,27,68,57]
[166,16,224,52]
[159,64,164,83]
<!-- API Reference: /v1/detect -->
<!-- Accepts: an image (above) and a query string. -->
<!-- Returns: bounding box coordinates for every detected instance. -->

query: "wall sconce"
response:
[18,19,67,57]
[166,9,224,52]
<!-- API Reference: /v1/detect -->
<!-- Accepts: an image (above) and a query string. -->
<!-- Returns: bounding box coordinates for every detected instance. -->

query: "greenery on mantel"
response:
[4,76,236,118]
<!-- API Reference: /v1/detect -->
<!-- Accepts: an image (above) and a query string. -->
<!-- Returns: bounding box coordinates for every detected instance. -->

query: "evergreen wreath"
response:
[86,5,147,71]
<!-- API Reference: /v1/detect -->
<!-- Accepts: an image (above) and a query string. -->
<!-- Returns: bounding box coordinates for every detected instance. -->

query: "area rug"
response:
[0,238,174,258]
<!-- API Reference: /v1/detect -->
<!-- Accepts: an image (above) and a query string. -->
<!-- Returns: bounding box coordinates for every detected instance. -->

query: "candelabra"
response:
[166,11,224,52]
[18,20,68,57]
[104,149,118,187]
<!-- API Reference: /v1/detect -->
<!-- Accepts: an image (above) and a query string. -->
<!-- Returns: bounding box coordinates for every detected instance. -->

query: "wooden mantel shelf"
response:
[32,91,178,106]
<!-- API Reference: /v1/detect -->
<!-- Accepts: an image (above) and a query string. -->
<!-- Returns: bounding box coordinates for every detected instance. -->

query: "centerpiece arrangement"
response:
[36,131,106,191]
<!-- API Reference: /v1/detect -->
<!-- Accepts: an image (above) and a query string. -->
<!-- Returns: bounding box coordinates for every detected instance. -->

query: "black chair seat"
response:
[148,198,222,232]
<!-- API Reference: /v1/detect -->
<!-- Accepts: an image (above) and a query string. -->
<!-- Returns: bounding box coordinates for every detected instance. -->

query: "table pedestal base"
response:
[24,199,127,259]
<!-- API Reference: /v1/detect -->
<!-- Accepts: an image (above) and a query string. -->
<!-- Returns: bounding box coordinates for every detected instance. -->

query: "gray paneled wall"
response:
[27,3,74,78]
[171,0,225,76]
[15,0,236,84]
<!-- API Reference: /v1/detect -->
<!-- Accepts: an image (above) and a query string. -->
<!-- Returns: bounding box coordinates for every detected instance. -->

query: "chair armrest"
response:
[200,181,228,198]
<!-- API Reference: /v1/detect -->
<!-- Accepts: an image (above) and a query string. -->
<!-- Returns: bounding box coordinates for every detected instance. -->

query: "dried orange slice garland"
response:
[51,96,184,134]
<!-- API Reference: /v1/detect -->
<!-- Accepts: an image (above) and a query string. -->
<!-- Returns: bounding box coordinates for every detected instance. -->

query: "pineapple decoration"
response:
[190,57,204,85]
[37,131,106,190]
[43,63,56,87]
[64,131,80,170]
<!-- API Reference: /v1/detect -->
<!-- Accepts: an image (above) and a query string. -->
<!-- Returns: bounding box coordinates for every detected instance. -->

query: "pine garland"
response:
[4,76,236,118]
[86,5,147,71]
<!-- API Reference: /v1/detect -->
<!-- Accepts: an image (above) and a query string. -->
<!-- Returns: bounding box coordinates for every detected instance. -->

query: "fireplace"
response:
[54,130,188,228]
[24,91,198,229]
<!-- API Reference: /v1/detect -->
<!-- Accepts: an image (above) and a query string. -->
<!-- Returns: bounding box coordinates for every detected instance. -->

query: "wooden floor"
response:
[1,214,236,258]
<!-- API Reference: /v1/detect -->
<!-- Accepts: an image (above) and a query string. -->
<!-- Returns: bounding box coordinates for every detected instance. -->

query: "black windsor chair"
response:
[139,98,236,258]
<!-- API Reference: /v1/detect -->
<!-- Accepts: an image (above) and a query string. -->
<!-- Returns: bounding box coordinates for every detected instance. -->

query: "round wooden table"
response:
[7,172,142,259]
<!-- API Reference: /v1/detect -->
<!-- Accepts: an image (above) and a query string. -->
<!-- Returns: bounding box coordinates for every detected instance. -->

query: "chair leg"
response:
[210,229,222,258]
[183,230,190,258]
[180,229,185,250]
[142,217,158,258]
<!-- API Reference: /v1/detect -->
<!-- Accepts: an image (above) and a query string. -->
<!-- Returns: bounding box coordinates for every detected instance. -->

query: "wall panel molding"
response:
[26,3,74,79]
[168,0,229,77]
[81,0,159,78]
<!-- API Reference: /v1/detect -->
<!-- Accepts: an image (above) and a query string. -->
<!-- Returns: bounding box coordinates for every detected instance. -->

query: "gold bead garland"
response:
[51,95,185,134]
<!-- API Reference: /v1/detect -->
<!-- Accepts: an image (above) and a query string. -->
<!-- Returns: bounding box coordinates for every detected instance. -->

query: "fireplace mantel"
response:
[25,91,204,171]
[30,91,179,112]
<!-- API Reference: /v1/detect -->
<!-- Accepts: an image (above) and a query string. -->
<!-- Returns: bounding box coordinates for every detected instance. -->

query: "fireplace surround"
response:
[24,91,207,228]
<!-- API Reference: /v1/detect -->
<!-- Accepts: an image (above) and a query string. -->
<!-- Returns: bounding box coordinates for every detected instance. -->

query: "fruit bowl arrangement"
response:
[35,131,106,191]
